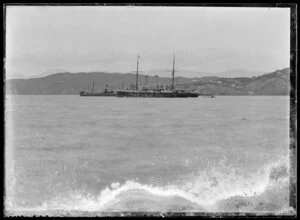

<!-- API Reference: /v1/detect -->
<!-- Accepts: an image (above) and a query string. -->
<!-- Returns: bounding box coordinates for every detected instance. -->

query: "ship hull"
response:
[186,92,199,98]
[116,91,198,98]
[80,92,116,96]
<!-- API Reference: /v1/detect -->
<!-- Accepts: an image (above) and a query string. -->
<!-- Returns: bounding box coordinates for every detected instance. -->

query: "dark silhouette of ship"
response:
[80,83,116,96]
[116,55,199,98]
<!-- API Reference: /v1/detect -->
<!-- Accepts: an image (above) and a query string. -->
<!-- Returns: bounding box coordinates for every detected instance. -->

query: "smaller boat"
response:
[80,82,116,97]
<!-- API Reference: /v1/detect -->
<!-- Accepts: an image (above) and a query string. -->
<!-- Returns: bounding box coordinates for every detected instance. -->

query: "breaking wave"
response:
[5,156,292,216]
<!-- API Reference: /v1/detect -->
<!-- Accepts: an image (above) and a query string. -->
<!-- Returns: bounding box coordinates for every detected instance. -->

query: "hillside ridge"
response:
[5,68,290,95]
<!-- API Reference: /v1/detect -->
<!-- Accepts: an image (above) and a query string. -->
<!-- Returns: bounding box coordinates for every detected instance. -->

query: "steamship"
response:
[80,82,116,96]
[116,55,199,98]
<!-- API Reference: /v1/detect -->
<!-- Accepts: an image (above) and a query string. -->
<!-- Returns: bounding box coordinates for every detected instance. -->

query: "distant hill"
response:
[6,69,70,80]
[5,68,290,95]
[185,68,289,95]
[144,68,263,78]
[216,69,263,78]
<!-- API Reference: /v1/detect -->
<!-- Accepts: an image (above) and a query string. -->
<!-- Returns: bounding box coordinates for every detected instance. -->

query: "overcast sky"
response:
[6,6,290,78]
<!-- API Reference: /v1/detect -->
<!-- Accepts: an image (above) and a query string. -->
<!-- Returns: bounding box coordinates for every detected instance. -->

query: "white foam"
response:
[97,181,204,210]
[6,156,290,213]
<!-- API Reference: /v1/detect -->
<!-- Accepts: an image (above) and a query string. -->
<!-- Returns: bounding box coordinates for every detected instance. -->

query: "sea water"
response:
[5,95,291,215]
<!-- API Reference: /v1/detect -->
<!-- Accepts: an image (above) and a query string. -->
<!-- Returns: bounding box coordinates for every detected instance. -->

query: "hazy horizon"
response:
[6,6,290,79]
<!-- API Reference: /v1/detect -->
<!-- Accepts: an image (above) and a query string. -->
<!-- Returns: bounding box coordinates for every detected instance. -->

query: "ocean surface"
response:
[5,95,291,216]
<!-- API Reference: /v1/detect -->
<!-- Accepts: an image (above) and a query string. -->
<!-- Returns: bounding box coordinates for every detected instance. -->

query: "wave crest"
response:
[6,157,290,214]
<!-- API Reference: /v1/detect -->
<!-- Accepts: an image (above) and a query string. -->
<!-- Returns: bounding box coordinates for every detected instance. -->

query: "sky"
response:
[6,6,290,78]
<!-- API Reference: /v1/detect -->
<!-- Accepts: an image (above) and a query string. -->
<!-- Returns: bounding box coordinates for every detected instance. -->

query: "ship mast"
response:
[92,80,95,93]
[136,55,140,90]
[172,54,175,91]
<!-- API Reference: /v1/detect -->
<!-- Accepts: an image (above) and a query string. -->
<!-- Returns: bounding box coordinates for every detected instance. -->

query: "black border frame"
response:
[2,3,297,218]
